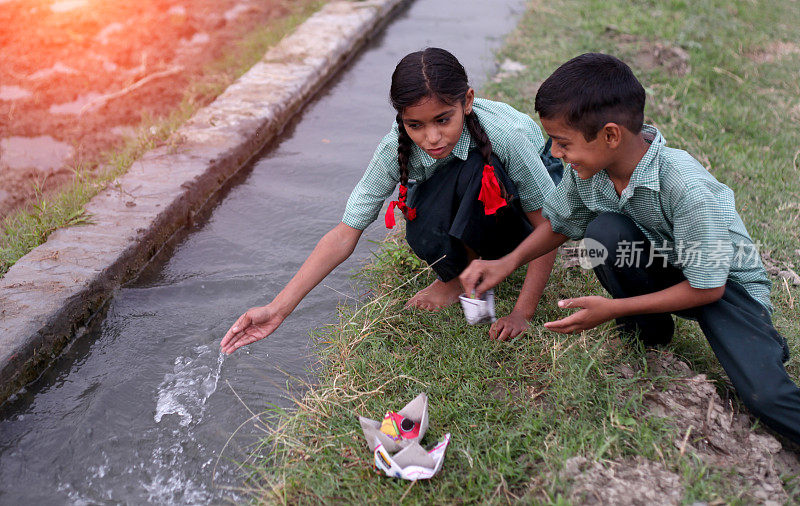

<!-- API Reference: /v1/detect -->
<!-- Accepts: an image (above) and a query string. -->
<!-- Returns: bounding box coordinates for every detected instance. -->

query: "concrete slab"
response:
[0,0,407,403]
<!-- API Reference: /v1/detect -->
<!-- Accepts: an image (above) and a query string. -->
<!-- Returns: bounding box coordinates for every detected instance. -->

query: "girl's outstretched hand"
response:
[459,257,515,299]
[489,312,529,341]
[220,305,285,354]
[543,296,614,334]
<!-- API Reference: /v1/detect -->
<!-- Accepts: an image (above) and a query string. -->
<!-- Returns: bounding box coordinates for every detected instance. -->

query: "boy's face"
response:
[540,116,613,179]
[401,90,474,160]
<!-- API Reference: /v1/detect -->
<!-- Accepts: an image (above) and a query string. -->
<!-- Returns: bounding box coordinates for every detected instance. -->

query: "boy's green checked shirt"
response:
[342,98,555,231]
[542,125,772,311]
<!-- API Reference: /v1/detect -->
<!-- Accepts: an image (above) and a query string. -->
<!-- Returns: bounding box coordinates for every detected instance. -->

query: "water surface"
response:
[0,0,528,503]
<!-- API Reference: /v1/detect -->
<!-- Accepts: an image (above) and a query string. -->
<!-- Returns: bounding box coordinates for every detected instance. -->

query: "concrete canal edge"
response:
[0,0,407,404]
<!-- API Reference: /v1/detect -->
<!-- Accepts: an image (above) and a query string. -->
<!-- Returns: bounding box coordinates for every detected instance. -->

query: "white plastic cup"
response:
[458,289,496,325]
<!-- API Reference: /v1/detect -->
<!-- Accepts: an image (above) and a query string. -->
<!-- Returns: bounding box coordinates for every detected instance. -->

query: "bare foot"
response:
[406,278,463,311]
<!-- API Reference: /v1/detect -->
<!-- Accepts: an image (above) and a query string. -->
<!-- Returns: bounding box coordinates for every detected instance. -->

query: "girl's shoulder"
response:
[472,97,544,150]
[473,98,539,133]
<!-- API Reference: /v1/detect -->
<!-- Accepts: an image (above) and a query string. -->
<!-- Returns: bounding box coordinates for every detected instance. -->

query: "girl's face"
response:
[400,90,474,159]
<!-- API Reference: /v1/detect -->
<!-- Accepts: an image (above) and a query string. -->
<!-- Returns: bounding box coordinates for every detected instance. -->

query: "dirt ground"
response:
[0,0,297,221]
[562,351,800,505]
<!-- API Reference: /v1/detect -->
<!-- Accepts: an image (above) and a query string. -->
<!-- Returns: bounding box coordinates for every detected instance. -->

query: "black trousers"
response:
[404,149,536,281]
[585,212,800,444]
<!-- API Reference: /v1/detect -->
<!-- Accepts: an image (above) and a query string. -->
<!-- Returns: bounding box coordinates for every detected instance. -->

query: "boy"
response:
[460,53,800,444]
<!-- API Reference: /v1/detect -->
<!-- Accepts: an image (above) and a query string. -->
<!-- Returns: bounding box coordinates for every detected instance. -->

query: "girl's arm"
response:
[488,210,558,340]
[220,222,363,354]
[461,217,569,298]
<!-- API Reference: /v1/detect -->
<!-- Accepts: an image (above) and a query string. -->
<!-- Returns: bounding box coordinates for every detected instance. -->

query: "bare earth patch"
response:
[644,350,799,504]
[564,456,684,505]
[605,28,691,76]
[558,351,800,504]
[0,0,301,221]
[746,41,800,64]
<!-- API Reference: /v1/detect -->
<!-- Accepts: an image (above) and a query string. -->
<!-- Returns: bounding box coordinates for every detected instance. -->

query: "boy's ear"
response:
[464,88,475,115]
[601,123,622,148]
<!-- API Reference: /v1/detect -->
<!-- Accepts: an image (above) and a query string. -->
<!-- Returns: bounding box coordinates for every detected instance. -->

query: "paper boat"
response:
[373,433,451,480]
[359,393,451,480]
[359,392,429,453]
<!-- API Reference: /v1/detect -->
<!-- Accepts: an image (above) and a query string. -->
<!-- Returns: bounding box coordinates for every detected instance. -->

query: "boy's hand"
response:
[544,296,615,334]
[220,305,285,354]
[460,257,515,298]
[489,312,529,341]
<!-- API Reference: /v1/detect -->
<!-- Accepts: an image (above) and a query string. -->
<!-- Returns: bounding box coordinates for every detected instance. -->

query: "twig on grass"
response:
[679,425,693,457]
[399,479,417,502]
[712,66,744,84]
[80,66,183,114]
[783,277,795,309]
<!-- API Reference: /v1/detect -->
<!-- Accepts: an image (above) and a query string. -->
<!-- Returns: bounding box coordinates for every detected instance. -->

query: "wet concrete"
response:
[0,0,528,503]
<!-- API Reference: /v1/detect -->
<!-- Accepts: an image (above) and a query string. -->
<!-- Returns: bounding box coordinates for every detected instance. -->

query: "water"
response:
[0,0,527,503]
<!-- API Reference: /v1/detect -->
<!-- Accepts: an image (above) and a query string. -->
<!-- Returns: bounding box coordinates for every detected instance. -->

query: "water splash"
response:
[153,345,224,427]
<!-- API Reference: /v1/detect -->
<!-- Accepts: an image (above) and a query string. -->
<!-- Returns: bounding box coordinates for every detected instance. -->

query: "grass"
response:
[487,0,800,387]
[0,0,326,278]
[242,236,749,503]
[236,0,800,502]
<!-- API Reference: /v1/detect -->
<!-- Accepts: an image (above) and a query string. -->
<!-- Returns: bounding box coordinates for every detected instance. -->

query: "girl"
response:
[221,47,561,353]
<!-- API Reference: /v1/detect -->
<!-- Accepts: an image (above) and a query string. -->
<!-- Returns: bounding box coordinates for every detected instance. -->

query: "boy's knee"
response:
[738,385,783,422]
[584,213,639,250]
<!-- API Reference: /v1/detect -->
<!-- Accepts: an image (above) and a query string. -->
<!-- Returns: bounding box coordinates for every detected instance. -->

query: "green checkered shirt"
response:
[342,98,555,230]
[542,125,772,311]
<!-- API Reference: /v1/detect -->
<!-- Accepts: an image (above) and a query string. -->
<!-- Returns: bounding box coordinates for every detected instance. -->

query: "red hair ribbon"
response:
[385,184,417,229]
[478,164,507,215]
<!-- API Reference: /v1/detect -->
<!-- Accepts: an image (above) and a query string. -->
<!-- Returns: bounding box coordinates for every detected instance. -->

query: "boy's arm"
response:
[544,281,725,334]
[460,217,568,298]
[221,222,363,354]
[489,210,558,340]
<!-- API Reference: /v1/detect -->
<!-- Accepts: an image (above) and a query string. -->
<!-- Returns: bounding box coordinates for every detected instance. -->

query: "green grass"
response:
[0,0,326,277]
[238,0,800,502]
[243,237,749,504]
[487,0,800,388]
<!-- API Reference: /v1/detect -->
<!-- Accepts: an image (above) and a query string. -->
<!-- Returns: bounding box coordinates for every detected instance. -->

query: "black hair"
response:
[534,53,645,141]
[390,47,494,189]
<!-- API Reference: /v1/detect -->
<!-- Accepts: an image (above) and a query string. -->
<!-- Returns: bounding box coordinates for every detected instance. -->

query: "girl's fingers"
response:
[459,262,484,295]
[221,313,252,350]
[241,334,260,347]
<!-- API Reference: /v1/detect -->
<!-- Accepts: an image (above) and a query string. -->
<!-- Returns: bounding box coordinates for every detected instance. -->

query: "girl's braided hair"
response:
[389,47,497,191]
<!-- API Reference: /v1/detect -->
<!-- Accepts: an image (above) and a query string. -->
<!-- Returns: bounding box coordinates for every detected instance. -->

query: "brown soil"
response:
[561,351,800,504]
[0,0,303,221]
[564,456,684,505]
[604,28,691,77]
[746,41,800,64]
